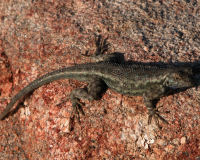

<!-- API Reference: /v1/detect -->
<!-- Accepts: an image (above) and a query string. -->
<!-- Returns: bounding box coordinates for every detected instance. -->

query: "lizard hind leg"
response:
[84,34,125,63]
[94,35,125,63]
[69,78,107,131]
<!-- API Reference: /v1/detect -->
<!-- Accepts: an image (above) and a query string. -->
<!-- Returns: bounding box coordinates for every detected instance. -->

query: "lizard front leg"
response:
[144,97,168,129]
[143,86,169,129]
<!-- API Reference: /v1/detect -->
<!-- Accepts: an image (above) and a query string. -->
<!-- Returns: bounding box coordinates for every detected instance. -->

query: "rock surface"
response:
[0,0,199,159]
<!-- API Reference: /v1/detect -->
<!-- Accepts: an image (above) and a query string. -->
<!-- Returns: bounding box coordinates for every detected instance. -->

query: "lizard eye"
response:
[164,79,170,86]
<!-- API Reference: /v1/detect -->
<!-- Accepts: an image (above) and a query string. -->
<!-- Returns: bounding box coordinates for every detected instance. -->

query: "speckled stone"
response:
[0,0,199,159]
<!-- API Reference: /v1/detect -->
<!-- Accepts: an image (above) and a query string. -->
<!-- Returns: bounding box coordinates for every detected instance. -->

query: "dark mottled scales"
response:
[0,36,197,130]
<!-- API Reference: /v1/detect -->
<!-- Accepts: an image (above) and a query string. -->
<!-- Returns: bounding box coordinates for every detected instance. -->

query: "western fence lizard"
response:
[0,35,198,130]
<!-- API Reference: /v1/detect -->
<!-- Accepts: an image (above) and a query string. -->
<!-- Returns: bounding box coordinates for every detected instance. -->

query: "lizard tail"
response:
[0,64,98,120]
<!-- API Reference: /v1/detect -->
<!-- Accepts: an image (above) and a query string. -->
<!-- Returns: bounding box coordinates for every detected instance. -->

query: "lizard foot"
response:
[69,98,85,131]
[94,34,109,56]
[81,35,111,62]
[148,108,168,129]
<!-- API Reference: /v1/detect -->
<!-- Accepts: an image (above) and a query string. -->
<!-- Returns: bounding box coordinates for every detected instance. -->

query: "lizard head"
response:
[164,67,195,89]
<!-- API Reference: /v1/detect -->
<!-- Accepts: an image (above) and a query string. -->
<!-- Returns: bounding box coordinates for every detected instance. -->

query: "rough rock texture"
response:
[0,0,199,159]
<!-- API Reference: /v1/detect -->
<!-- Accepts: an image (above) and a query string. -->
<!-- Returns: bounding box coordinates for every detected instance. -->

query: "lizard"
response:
[0,35,197,130]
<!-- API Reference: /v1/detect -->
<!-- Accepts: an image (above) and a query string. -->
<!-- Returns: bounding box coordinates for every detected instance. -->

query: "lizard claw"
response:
[148,108,168,129]
[94,34,109,56]
[69,98,85,131]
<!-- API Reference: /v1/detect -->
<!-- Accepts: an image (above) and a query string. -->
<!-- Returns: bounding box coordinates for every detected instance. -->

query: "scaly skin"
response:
[0,35,197,130]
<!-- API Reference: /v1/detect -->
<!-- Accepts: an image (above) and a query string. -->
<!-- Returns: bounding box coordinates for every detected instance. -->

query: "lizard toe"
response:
[148,109,168,129]
[69,99,85,131]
